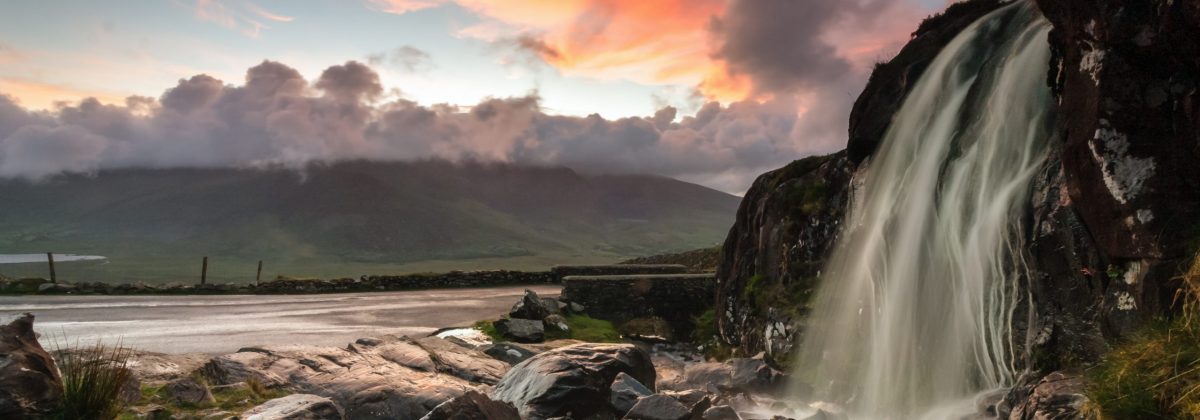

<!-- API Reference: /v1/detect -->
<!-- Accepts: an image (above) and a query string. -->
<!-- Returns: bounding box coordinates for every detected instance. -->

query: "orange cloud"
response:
[0,78,130,111]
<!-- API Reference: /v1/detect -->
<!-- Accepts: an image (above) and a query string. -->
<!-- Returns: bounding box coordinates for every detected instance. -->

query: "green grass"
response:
[474,314,622,343]
[1087,255,1200,418]
[54,342,135,420]
[563,315,622,343]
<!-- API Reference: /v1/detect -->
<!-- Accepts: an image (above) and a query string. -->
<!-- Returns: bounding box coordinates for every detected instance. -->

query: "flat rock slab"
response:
[199,336,506,419]
[243,394,345,420]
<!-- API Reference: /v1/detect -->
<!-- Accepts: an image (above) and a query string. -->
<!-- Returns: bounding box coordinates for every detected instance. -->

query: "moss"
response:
[564,315,622,343]
[785,180,830,214]
[125,379,287,419]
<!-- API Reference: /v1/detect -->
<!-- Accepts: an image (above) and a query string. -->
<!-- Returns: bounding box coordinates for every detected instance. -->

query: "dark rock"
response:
[543,298,563,315]
[801,410,846,420]
[619,317,674,343]
[420,390,520,420]
[715,153,854,360]
[610,372,654,415]
[678,357,789,396]
[511,289,552,320]
[569,302,587,314]
[164,377,215,405]
[1008,371,1090,420]
[355,337,384,347]
[494,318,545,343]
[243,394,346,420]
[480,343,539,365]
[688,396,713,420]
[624,394,690,420]
[492,343,656,419]
[702,405,740,420]
[0,313,63,418]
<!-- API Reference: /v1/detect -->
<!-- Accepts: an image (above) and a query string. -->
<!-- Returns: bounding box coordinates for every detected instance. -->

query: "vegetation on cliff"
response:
[1088,255,1200,418]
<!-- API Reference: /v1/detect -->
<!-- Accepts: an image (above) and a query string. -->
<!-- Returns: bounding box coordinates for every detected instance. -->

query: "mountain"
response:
[0,160,739,283]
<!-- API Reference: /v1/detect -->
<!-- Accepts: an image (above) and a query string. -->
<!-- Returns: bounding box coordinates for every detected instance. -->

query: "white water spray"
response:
[795,2,1054,418]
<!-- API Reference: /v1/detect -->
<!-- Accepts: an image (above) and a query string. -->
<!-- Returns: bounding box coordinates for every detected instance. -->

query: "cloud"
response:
[366,46,433,73]
[0,60,840,193]
[192,0,293,37]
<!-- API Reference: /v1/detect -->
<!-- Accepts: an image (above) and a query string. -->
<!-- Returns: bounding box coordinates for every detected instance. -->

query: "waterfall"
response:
[794,2,1054,418]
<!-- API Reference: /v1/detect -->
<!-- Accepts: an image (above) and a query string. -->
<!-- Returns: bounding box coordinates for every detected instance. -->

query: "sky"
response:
[0,0,948,194]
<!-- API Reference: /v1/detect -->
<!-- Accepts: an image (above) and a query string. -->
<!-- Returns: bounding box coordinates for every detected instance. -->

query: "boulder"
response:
[494,318,545,343]
[163,377,215,405]
[480,343,538,365]
[243,394,345,420]
[624,394,690,420]
[702,405,741,420]
[679,357,789,396]
[419,390,520,420]
[1009,372,1090,420]
[492,343,656,419]
[510,289,552,320]
[0,313,63,418]
[610,372,653,415]
[119,374,142,405]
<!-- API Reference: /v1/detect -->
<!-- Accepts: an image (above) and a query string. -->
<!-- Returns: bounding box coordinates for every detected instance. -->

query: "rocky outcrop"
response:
[715,153,854,360]
[0,313,63,419]
[197,336,503,419]
[1018,0,1200,372]
[163,377,215,405]
[242,394,346,420]
[491,343,656,419]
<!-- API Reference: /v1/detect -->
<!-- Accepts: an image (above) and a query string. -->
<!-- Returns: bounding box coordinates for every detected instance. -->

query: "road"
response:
[0,285,560,354]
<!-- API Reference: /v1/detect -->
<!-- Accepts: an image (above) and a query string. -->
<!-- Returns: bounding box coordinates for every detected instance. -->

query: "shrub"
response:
[55,341,135,420]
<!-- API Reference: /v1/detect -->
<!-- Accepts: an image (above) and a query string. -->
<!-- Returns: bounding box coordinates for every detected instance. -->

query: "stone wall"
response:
[551,265,687,279]
[560,274,715,339]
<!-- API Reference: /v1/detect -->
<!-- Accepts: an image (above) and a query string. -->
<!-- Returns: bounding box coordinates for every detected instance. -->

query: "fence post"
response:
[256,260,263,285]
[201,256,208,285]
[47,252,56,283]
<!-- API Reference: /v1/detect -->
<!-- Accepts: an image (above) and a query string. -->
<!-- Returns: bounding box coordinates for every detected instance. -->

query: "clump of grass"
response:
[473,319,504,341]
[1088,255,1200,418]
[55,341,135,420]
[563,315,621,343]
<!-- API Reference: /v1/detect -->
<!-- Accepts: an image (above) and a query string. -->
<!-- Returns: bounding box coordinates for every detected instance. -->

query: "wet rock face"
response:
[1036,0,1200,260]
[0,313,63,419]
[847,0,1006,165]
[1014,0,1200,371]
[491,343,656,419]
[715,153,854,359]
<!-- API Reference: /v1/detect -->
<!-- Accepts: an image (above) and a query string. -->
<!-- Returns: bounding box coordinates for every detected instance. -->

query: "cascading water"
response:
[794,2,1055,418]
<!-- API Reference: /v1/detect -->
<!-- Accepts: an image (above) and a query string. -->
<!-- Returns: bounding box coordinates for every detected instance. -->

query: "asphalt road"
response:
[0,285,560,354]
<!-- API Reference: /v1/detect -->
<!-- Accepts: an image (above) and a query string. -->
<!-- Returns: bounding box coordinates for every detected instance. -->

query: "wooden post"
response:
[47,252,56,283]
[256,260,263,285]
[201,256,208,285]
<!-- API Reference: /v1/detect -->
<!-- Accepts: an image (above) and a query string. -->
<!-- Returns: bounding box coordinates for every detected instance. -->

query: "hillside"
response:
[0,161,738,283]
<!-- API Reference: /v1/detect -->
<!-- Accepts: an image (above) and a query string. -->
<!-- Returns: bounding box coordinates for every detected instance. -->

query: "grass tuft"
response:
[1088,254,1200,418]
[55,341,135,420]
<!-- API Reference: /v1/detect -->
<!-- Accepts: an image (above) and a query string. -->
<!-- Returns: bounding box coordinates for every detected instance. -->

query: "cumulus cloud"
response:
[0,60,839,193]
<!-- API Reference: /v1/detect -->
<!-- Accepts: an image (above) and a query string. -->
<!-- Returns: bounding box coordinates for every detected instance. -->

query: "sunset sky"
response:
[0,0,947,193]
